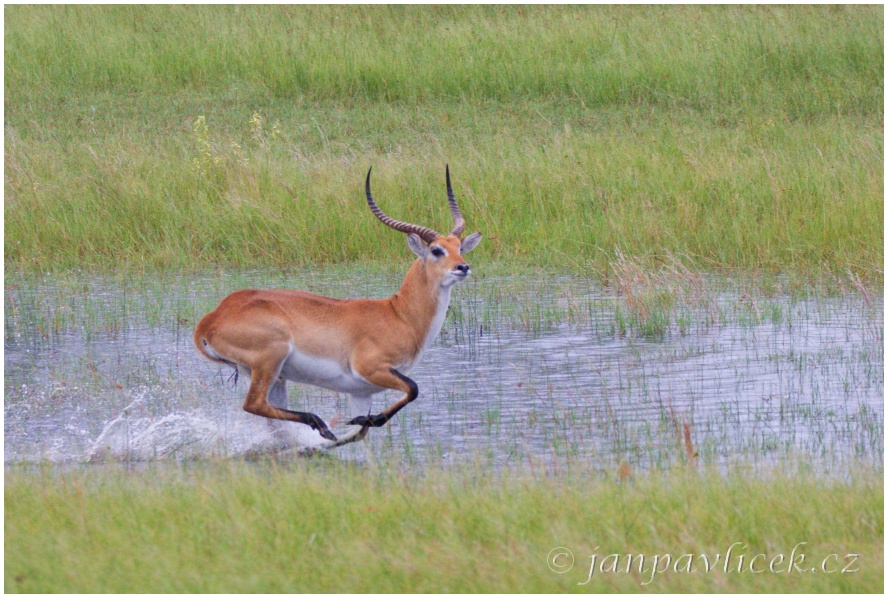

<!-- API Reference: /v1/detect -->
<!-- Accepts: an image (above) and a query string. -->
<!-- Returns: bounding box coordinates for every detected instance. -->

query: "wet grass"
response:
[5,461,883,592]
[5,5,883,280]
[4,261,881,345]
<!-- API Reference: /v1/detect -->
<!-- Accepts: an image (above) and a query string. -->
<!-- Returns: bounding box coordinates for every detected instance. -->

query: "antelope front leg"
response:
[347,367,418,428]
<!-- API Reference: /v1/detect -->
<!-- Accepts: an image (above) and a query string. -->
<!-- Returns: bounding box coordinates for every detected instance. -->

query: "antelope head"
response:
[365,166,483,289]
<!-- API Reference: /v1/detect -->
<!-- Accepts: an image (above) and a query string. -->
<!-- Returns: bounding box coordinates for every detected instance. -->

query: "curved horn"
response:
[446,164,466,238]
[365,167,440,244]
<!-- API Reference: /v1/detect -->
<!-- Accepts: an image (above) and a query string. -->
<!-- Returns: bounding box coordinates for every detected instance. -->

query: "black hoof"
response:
[318,427,337,442]
[308,414,337,441]
[347,414,388,428]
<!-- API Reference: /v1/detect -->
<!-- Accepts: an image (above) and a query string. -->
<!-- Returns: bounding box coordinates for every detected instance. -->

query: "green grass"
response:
[5,461,883,592]
[4,5,883,280]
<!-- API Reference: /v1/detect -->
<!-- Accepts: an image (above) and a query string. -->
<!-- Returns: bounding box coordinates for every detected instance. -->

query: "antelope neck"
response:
[390,259,451,346]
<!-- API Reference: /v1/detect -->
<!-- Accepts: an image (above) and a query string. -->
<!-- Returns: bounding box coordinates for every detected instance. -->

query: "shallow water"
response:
[4,270,883,472]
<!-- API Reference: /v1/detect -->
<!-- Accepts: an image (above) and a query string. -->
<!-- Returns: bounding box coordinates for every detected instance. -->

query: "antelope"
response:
[194,166,482,448]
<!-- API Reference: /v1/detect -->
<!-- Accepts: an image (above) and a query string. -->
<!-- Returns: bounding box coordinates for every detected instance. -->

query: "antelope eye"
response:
[430,247,445,258]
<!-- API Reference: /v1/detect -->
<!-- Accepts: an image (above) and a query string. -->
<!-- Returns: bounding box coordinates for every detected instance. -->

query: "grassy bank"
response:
[4,5,883,280]
[5,461,883,592]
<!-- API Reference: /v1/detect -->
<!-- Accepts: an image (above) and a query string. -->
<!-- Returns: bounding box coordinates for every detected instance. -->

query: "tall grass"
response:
[5,461,883,592]
[5,5,883,279]
[6,5,881,111]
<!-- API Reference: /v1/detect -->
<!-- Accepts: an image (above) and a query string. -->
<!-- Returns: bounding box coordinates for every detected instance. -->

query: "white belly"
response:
[280,344,380,396]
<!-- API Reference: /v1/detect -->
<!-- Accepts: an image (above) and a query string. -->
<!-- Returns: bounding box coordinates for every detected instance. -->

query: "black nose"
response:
[455,264,470,274]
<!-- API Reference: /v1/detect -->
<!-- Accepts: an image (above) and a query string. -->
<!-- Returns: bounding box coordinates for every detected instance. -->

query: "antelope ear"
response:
[460,232,482,254]
[407,233,428,258]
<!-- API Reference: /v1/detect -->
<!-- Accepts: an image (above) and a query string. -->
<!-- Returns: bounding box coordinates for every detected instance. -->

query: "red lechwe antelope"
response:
[194,166,482,448]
